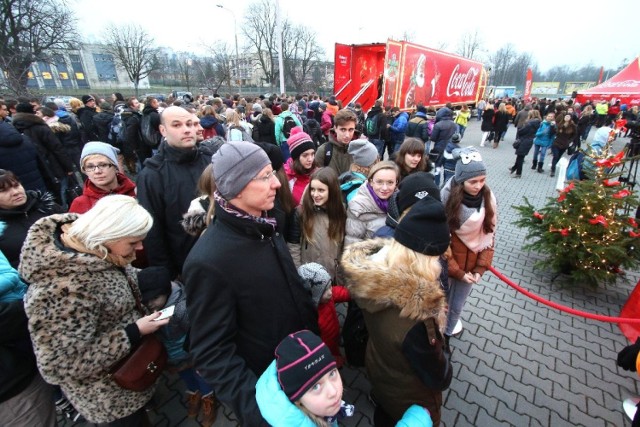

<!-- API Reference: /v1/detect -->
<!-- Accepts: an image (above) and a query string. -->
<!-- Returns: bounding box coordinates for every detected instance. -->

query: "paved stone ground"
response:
[61,119,640,426]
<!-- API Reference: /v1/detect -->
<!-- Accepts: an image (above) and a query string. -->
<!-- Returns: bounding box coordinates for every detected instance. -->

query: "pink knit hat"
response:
[287,127,315,160]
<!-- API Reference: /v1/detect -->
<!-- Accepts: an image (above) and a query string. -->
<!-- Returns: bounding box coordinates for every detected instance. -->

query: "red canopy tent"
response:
[575,57,640,107]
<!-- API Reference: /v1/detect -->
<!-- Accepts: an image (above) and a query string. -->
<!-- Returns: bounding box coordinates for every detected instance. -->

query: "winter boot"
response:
[531,160,538,170]
[186,390,201,418]
[537,164,544,173]
[550,168,555,177]
[200,393,218,427]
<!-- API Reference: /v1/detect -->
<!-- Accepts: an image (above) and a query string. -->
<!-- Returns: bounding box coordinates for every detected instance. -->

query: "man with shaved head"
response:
[137,106,212,277]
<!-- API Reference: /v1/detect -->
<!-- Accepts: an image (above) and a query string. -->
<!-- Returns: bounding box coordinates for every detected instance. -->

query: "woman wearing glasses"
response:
[345,161,400,246]
[68,142,136,214]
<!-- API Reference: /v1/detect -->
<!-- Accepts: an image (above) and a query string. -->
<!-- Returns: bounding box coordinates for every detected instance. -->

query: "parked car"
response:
[41,95,74,110]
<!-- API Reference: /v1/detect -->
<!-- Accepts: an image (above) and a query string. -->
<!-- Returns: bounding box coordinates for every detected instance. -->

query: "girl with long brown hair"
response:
[441,148,496,339]
[288,167,346,281]
[394,137,427,181]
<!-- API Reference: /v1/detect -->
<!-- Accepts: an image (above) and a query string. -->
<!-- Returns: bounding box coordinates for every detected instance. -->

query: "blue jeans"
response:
[457,124,467,138]
[533,144,549,166]
[370,138,385,159]
[445,277,474,335]
[178,367,213,394]
[477,108,483,121]
[551,146,567,172]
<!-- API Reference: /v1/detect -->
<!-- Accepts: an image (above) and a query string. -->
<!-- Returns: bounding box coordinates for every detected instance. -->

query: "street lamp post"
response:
[216,4,242,97]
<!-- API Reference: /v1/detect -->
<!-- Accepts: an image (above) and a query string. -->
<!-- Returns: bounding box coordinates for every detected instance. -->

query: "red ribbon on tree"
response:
[589,215,609,227]
[603,179,621,187]
[533,212,544,220]
[613,189,632,199]
[629,218,638,228]
[630,230,640,238]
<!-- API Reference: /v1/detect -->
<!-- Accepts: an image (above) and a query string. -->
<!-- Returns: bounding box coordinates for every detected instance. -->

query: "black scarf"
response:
[462,191,483,210]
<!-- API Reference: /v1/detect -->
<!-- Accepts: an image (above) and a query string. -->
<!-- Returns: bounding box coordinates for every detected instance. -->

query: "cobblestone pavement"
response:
[61,119,640,426]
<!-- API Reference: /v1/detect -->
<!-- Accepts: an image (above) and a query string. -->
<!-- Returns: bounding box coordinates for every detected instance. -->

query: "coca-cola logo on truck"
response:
[447,64,479,97]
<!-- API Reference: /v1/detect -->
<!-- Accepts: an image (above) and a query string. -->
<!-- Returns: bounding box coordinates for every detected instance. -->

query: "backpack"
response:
[566,151,585,180]
[339,171,366,204]
[282,115,297,139]
[107,110,123,147]
[140,114,162,148]
[365,114,380,138]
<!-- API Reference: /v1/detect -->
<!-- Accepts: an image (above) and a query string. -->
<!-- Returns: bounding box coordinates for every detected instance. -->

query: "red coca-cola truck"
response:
[334,40,488,112]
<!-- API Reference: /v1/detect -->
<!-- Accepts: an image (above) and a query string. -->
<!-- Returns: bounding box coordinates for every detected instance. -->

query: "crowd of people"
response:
[1,87,637,427]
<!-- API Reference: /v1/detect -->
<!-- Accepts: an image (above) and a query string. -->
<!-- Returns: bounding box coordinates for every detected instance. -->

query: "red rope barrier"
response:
[488,266,640,324]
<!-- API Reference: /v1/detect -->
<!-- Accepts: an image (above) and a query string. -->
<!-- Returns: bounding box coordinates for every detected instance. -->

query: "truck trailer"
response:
[334,40,488,113]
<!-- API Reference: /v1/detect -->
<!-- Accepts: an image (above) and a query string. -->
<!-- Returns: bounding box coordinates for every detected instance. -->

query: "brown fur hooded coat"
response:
[20,214,154,423]
[341,238,452,425]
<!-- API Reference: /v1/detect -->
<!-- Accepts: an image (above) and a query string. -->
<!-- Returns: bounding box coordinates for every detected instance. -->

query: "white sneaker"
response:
[452,319,463,335]
[479,143,485,147]
[623,397,640,421]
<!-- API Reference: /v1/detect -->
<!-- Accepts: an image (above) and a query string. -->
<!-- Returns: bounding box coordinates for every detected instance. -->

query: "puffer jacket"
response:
[256,360,338,427]
[533,120,556,147]
[342,238,451,425]
[20,214,155,424]
[92,110,115,145]
[345,183,388,246]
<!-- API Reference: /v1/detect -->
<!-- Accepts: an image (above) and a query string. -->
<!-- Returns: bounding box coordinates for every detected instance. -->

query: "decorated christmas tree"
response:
[514,129,640,287]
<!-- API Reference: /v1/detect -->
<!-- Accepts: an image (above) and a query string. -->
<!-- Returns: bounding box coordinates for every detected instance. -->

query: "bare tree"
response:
[282,25,325,92]
[456,30,484,61]
[0,0,79,96]
[200,41,235,94]
[103,24,160,96]
[243,0,281,88]
[488,44,518,86]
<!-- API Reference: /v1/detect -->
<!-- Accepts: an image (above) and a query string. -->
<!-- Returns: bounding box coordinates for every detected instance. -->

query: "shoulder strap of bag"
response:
[123,270,146,316]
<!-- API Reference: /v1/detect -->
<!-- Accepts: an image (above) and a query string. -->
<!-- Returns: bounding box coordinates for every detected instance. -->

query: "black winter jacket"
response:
[430,112,457,154]
[515,118,541,156]
[76,106,98,142]
[0,191,61,269]
[256,115,276,145]
[0,122,47,193]
[0,300,38,403]
[136,142,211,277]
[92,111,114,145]
[183,205,318,426]
[11,113,74,179]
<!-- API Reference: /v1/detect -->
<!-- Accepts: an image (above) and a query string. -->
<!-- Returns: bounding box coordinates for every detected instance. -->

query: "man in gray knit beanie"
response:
[212,141,271,200]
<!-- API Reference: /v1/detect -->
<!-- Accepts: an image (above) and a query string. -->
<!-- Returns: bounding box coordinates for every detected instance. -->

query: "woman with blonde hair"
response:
[345,160,399,245]
[224,110,253,142]
[20,195,169,426]
[342,197,452,425]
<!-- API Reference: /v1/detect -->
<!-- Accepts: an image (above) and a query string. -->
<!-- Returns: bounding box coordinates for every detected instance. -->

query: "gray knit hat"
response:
[212,141,271,199]
[454,148,486,184]
[348,138,379,167]
[81,141,120,167]
[297,262,332,308]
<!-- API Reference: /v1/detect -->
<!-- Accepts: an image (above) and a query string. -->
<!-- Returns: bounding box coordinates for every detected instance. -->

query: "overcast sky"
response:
[72,0,639,74]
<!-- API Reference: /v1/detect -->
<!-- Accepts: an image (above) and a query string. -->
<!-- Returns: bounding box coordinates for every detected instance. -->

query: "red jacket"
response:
[317,286,350,360]
[69,173,136,214]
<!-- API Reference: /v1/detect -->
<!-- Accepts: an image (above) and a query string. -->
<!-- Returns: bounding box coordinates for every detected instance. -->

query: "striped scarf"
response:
[213,191,278,230]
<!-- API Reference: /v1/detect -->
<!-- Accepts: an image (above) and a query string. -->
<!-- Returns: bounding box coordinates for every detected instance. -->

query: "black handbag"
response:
[512,139,521,149]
